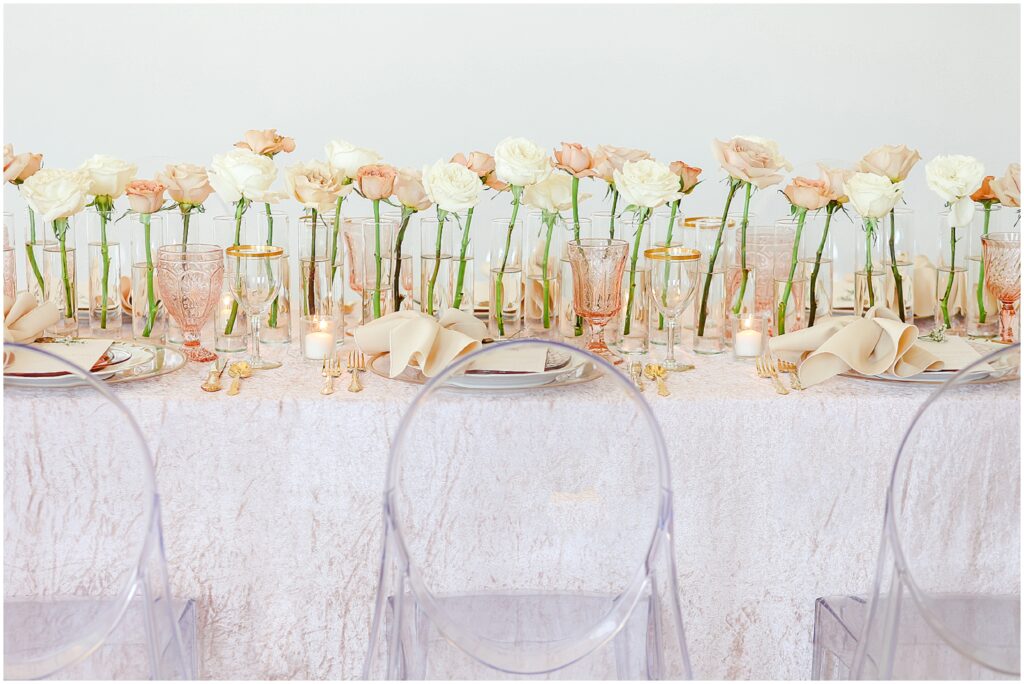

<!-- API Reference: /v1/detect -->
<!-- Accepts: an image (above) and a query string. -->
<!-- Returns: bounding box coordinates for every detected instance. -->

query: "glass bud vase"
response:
[84,207,123,337]
[213,214,248,353]
[800,208,836,327]
[854,214,886,317]
[524,211,566,338]
[967,202,1003,338]
[300,212,334,321]
[880,207,914,323]
[128,213,166,343]
[450,225,476,316]
[23,207,49,304]
[935,209,968,335]
[4,214,16,301]
[693,217,733,354]
[489,216,523,339]
[420,214,453,319]
[255,210,292,348]
[610,213,654,357]
[361,216,399,323]
[43,216,79,339]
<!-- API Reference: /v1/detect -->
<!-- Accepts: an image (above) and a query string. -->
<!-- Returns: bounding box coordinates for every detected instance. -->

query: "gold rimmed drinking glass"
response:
[225,244,285,370]
[567,238,629,363]
[646,246,700,371]
[981,232,1021,344]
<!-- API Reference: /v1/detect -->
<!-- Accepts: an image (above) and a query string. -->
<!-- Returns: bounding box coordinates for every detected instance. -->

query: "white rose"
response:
[522,173,589,214]
[208,149,280,204]
[325,139,381,181]
[78,154,137,199]
[926,154,985,227]
[612,159,682,209]
[494,137,552,187]
[845,172,904,219]
[21,168,91,222]
[421,160,483,213]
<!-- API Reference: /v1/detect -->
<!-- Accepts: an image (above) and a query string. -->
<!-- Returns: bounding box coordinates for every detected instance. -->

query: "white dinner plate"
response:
[369,350,602,391]
[4,341,157,388]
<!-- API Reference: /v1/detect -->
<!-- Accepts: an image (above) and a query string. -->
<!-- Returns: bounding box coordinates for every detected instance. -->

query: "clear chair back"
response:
[851,343,1021,679]
[3,343,194,679]
[364,339,691,679]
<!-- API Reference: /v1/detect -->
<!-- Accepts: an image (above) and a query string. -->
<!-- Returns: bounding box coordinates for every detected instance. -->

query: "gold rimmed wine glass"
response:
[226,244,284,370]
[981,232,1021,343]
[567,238,629,363]
[645,246,700,371]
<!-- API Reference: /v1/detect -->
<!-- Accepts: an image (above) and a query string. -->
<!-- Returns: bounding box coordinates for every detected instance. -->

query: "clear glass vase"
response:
[254,210,292,346]
[800,209,836,327]
[84,207,123,336]
[128,214,166,342]
[420,214,453,319]
[523,211,567,338]
[489,216,523,339]
[22,207,49,304]
[609,213,654,356]
[967,203,1003,338]
[936,209,968,334]
[43,217,79,339]
[165,207,210,246]
[361,216,399,322]
[879,206,914,323]
[854,214,885,316]
[774,268,808,335]
[300,212,338,320]
[4,214,16,301]
[693,267,726,354]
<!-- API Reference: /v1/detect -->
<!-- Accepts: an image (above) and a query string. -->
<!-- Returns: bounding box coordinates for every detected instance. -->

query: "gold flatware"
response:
[226,361,252,396]
[776,359,804,391]
[629,360,646,392]
[643,363,670,397]
[201,358,227,392]
[347,350,365,393]
[321,354,343,396]
[756,355,789,395]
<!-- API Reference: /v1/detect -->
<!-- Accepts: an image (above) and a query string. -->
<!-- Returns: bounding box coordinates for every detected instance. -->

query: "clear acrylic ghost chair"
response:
[4,343,196,679]
[812,343,1021,680]
[364,339,691,679]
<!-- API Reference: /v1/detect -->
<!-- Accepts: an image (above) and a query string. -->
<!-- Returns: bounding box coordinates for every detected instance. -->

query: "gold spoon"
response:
[201,358,228,392]
[226,361,252,396]
[643,363,670,397]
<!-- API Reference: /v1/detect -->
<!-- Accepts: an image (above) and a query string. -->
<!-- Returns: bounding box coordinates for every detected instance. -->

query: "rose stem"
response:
[622,207,650,336]
[730,182,753,315]
[452,207,474,309]
[887,207,905,321]
[808,203,835,327]
[777,207,807,335]
[697,179,741,336]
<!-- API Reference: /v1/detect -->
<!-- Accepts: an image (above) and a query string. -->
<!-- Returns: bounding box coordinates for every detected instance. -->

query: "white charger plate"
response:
[4,341,181,389]
[369,351,602,391]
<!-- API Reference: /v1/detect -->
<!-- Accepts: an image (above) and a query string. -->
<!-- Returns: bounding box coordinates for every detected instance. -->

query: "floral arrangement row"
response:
[5,132,1020,337]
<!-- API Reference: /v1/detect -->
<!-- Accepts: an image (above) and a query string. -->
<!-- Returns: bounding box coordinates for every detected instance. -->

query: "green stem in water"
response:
[864,218,876,309]
[372,199,382,319]
[393,207,412,312]
[330,195,345,297]
[697,179,742,336]
[494,186,522,337]
[223,199,248,335]
[265,202,279,328]
[977,203,991,324]
[141,214,157,337]
[730,182,753,315]
[776,207,807,335]
[426,208,447,316]
[940,224,958,328]
[622,207,651,336]
[307,208,318,317]
[25,206,45,298]
[609,188,619,239]
[658,199,681,330]
[452,207,474,310]
[53,219,73,320]
[808,204,835,327]
[540,212,557,329]
[887,208,906,322]
[96,198,113,328]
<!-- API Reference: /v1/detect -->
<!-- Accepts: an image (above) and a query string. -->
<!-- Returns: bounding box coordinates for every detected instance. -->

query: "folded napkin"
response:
[354,309,487,378]
[4,292,58,343]
[769,306,944,387]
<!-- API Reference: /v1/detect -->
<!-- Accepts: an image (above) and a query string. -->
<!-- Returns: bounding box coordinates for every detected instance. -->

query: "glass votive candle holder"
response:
[732,313,767,360]
[300,315,339,361]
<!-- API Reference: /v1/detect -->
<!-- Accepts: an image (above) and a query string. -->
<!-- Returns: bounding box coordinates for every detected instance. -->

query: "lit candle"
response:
[302,317,336,360]
[734,328,763,358]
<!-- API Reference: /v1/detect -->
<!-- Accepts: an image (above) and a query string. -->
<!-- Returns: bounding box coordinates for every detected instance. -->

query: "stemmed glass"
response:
[156,244,224,362]
[980,232,1021,343]
[567,238,628,363]
[225,244,284,370]
[646,246,700,371]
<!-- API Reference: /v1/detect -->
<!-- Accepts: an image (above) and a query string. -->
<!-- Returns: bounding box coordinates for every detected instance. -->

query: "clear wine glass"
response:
[225,244,284,370]
[567,238,628,363]
[646,246,700,371]
[157,244,224,362]
[981,232,1021,344]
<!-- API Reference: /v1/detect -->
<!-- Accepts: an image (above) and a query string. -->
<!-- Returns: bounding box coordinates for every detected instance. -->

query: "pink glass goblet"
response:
[981,232,1021,344]
[567,238,629,363]
[157,244,224,362]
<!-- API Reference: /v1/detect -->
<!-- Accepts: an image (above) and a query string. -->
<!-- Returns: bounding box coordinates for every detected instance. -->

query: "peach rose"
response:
[4,146,43,185]
[393,168,431,212]
[591,145,651,184]
[125,180,167,214]
[989,164,1020,207]
[669,161,702,194]
[451,151,507,191]
[355,164,397,201]
[235,129,296,157]
[156,163,213,206]
[711,136,792,189]
[784,177,831,211]
[285,160,344,210]
[818,164,852,204]
[857,144,921,182]
[971,176,998,203]
[553,142,596,178]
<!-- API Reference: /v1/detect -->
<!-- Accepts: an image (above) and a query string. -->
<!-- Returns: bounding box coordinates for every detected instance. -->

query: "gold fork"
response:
[776,359,804,391]
[347,350,365,393]
[756,355,789,395]
[321,354,343,395]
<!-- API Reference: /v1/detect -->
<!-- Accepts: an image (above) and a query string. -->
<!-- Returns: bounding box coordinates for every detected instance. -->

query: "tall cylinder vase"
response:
[361,216,399,323]
[489,216,523,339]
[213,214,248,354]
[420,214,453,319]
[84,207,123,337]
[4,214,16,301]
[524,211,567,338]
[935,209,968,335]
[800,208,836,327]
[44,216,79,339]
[255,210,292,349]
[854,214,885,317]
[880,207,914,323]
[128,213,166,343]
[23,207,49,304]
[967,202,1003,338]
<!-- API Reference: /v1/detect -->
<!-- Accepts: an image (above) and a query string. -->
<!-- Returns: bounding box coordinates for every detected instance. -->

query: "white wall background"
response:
[4,3,1021,276]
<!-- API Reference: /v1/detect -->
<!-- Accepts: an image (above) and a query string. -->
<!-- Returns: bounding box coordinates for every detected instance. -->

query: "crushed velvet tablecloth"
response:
[4,342,1019,679]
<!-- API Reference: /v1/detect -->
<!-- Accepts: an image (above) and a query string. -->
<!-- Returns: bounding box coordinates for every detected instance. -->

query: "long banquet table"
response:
[4,340,1019,679]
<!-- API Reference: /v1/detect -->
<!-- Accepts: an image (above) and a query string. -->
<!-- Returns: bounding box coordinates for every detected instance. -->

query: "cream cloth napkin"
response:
[769,306,943,387]
[4,292,58,343]
[354,309,487,378]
